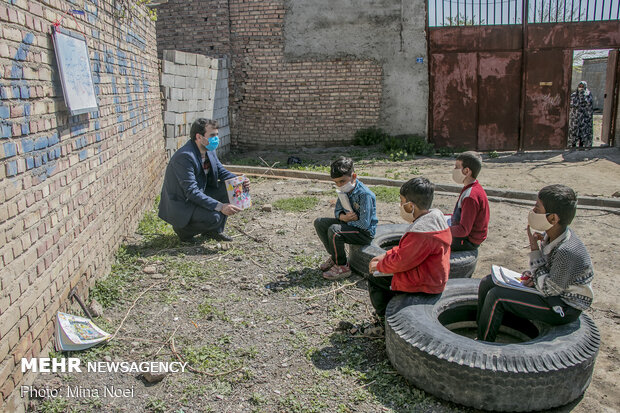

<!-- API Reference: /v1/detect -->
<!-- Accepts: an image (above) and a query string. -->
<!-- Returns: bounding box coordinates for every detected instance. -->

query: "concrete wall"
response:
[0,0,164,409]
[282,0,429,136]
[582,57,607,111]
[160,50,230,156]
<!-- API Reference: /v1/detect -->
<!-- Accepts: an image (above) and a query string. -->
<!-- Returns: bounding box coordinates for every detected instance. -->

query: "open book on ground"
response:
[491,265,543,296]
[336,189,352,212]
[225,175,251,209]
[56,312,111,351]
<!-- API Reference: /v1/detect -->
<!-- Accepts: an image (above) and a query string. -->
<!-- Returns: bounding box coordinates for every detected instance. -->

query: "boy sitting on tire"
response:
[314,157,378,280]
[450,151,490,251]
[368,177,452,317]
[477,184,594,342]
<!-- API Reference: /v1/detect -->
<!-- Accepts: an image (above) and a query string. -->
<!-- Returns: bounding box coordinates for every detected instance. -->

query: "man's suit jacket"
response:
[158,139,236,228]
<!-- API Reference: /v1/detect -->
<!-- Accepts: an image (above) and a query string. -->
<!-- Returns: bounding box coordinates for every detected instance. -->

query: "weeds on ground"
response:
[371,186,400,203]
[273,196,319,212]
[353,127,389,146]
[488,150,499,159]
[37,398,69,413]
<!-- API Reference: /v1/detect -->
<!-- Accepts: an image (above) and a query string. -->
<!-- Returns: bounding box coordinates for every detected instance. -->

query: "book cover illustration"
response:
[225,175,251,209]
[56,312,111,351]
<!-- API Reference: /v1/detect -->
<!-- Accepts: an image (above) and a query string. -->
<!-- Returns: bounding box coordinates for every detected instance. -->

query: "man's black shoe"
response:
[202,232,233,242]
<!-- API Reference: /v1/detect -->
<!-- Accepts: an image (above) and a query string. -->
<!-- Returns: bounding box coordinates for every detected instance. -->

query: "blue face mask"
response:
[205,136,219,152]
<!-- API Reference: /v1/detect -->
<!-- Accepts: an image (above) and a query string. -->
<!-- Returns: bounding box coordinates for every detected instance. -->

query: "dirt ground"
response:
[28,150,619,413]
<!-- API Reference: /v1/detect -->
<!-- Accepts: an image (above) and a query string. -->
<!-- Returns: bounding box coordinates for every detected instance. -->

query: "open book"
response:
[225,175,251,209]
[56,312,111,351]
[336,189,352,212]
[491,265,543,296]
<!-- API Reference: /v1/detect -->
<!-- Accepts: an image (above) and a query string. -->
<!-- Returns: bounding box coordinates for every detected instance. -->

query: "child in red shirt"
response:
[368,177,452,317]
[450,151,490,251]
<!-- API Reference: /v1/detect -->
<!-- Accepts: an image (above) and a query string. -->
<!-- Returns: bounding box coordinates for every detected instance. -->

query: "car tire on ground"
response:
[385,278,600,412]
[348,224,478,278]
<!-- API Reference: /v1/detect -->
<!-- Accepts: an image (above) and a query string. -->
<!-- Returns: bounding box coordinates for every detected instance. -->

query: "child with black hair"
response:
[367,177,452,317]
[314,157,378,280]
[476,184,594,342]
[450,151,490,251]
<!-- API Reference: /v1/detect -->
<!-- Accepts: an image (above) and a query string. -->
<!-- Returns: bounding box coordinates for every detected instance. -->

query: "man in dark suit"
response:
[158,118,249,242]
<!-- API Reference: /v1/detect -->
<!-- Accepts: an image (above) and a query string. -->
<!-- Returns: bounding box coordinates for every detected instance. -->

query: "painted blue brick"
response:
[22,138,34,152]
[10,66,23,79]
[46,165,56,177]
[94,121,100,130]
[3,142,16,158]
[34,136,48,150]
[16,47,28,61]
[20,86,30,99]
[26,157,34,170]
[0,123,11,138]
[24,104,31,116]
[21,123,30,135]
[0,106,9,119]
[0,87,9,99]
[12,86,20,97]
[79,149,88,161]
[42,152,48,163]
[47,150,55,160]
[22,33,34,45]
[55,147,61,158]
[6,160,18,176]
[48,133,59,146]
[34,155,42,167]
[96,133,101,142]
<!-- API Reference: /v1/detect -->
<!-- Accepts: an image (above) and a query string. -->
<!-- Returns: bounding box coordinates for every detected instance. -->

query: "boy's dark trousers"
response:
[476,275,581,342]
[314,218,372,266]
[367,274,398,317]
[451,237,479,251]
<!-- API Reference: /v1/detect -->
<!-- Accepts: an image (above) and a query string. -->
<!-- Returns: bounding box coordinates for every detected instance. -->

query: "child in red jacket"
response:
[368,177,452,317]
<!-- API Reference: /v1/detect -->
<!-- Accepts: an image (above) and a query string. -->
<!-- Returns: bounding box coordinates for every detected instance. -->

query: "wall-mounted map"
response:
[51,27,98,116]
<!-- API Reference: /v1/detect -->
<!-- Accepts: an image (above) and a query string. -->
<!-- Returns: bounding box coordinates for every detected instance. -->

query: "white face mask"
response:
[338,180,356,193]
[528,210,553,232]
[452,168,467,184]
[400,203,414,223]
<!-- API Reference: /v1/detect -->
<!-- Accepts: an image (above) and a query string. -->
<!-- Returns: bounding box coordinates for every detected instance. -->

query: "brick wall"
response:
[0,0,164,409]
[160,50,230,156]
[155,0,383,149]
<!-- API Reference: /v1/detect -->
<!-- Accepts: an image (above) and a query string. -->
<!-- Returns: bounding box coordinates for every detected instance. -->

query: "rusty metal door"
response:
[523,49,571,150]
[601,49,619,145]
[430,53,478,149]
[478,52,522,150]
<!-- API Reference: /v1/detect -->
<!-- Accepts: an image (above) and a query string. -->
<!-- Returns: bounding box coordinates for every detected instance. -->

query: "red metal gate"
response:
[428,1,620,151]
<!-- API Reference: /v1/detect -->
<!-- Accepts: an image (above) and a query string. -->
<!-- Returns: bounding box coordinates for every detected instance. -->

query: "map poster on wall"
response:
[51,27,98,116]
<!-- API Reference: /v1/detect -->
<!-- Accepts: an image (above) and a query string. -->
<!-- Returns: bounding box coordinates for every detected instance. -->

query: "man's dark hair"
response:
[456,151,483,179]
[400,177,434,210]
[190,118,219,141]
[538,185,577,227]
[330,157,354,178]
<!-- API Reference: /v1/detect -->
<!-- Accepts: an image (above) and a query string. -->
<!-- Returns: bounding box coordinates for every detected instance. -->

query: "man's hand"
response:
[221,204,242,216]
[242,177,250,191]
[339,211,358,222]
[526,225,544,251]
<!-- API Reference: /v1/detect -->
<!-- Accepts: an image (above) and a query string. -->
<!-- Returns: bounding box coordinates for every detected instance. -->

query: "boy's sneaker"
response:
[323,264,351,280]
[319,257,335,271]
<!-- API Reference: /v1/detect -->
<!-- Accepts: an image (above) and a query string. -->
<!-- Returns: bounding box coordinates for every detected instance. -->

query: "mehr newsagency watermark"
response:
[20,357,188,399]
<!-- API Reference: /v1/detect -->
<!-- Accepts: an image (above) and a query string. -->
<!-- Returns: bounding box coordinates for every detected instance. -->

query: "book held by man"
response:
[56,312,111,351]
[491,265,543,296]
[225,175,251,209]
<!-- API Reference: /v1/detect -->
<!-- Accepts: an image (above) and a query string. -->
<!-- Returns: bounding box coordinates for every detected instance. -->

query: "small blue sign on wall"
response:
[416,57,424,63]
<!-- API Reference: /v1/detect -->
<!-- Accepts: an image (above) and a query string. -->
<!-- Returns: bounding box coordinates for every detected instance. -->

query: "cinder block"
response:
[188,100,198,112]
[215,89,228,99]
[213,107,227,120]
[161,60,175,74]
[165,125,176,138]
[173,76,186,89]
[196,54,209,67]
[210,70,219,81]
[185,52,197,66]
[172,50,186,65]
[220,69,228,79]
[170,88,183,100]
[186,77,197,89]
[160,73,174,87]
[219,126,230,136]
[163,50,175,61]
[215,77,228,90]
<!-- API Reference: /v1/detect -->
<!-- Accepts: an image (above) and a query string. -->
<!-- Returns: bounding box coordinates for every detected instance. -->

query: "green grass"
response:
[37,398,69,413]
[371,186,400,203]
[273,196,319,212]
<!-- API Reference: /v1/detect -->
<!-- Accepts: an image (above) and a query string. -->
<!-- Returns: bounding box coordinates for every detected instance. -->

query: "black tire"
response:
[385,278,600,412]
[348,224,478,279]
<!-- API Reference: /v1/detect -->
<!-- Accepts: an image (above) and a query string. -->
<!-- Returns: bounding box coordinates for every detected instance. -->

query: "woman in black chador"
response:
[568,81,594,148]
